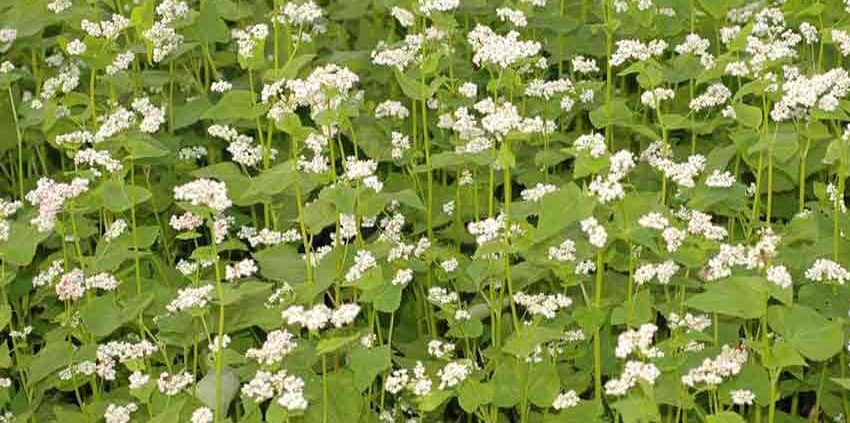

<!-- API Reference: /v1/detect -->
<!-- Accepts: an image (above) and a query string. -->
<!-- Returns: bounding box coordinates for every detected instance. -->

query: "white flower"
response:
[521,183,558,202]
[437,360,472,389]
[128,371,150,389]
[225,258,258,281]
[25,177,89,232]
[174,179,232,212]
[553,390,580,410]
[496,8,527,27]
[166,284,214,313]
[805,258,850,284]
[705,170,736,187]
[572,56,599,74]
[459,82,478,98]
[106,51,134,75]
[514,292,572,319]
[681,345,748,387]
[392,268,414,286]
[611,39,667,66]
[418,0,460,16]
[104,403,138,423]
[375,100,410,119]
[245,330,298,365]
[211,80,232,93]
[191,407,214,423]
[604,361,661,396]
[441,258,459,273]
[581,217,607,248]
[66,39,87,55]
[467,25,541,68]
[766,265,793,289]
[731,389,756,406]
[690,83,731,112]
[574,132,607,158]
[640,87,675,109]
[548,239,576,262]
[157,371,194,396]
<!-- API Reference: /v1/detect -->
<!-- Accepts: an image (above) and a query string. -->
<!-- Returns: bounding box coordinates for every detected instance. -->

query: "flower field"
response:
[1,0,850,422]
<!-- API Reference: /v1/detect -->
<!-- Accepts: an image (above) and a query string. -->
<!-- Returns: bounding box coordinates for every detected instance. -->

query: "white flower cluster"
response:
[25,177,90,232]
[589,150,635,204]
[731,389,756,406]
[805,258,850,285]
[174,178,232,212]
[81,14,130,40]
[642,141,706,188]
[467,213,521,245]
[581,217,607,248]
[427,340,455,359]
[0,198,21,242]
[548,238,576,262]
[520,183,558,202]
[245,330,298,365]
[766,264,793,288]
[375,100,410,119]
[604,360,661,396]
[166,284,215,313]
[437,360,473,389]
[232,24,269,59]
[496,8,527,28]
[690,83,732,112]
[281,303,361,331]
[242,370,308,411]
[418,0,460,16]
[615,324,663,359]
[513,291,573,319]
[385,361,433,396]
[225,258,258,281]
[705,170,736,188]
[681,345,748,387]
[157,371,194,396]
[574,132,607,158]
[238,226,300,247]
[343,156,383,192]
[771,68,850,121]
[640,87,675,109]
[705,228,780,280]
[634,260,680,285]
[667,312,711,333]
[467,25,541,68]
[104,403,137,423]
[262,64,359,120]
[142,1,187,63]
[611,39,667,67]
[552,390,581,410]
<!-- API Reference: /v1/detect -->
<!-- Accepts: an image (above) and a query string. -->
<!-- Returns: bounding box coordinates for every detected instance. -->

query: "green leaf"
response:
[94,180,152,212]
[80,293,153,338]
[255,244,307,284]
[589,100,633,128]
[202,90,264,121]
[686,276,768,319]
[527,361,561,407]
[535,183,594,242]
[767,304,843,361]
[503,326,563,358]
[197,0,228,45]
[149,398,187,423]
[458,379,494,412]
[0,221,49,266]
[350,346,391,392]
[395,70,433,101]
[611,397,661,423]
[27,340,74,387]
[733,103,763,129]
[196,367,239,413]
[316,334,359,355]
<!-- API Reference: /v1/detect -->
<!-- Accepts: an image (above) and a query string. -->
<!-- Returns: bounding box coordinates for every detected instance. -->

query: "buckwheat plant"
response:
[1,0,850,423]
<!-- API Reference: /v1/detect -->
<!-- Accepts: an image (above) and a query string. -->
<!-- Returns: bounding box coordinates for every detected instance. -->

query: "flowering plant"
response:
[0,0,849,423]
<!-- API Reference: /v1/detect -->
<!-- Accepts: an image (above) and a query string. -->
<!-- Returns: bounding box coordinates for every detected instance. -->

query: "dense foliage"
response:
[1,0,850,422]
